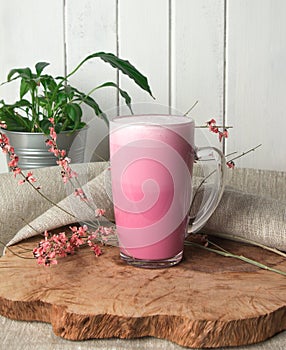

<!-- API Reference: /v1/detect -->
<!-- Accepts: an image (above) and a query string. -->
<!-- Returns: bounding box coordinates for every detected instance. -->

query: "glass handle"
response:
[188,146,225,234]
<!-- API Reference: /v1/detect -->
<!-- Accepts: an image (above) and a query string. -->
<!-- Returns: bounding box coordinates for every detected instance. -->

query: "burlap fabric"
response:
[0,163,285,253]
[0,162,109,254]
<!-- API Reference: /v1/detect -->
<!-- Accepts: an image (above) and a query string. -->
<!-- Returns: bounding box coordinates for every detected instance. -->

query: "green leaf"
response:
[79,95,102,115]
[78,121,86,129]
[94,52,154,98]
[40,75,57,91]
[37,96,49,109]
[20,79,30,99]
[94,81,133,113]
[0,109,33,132]
[35,62,50,76]
[14,99,32,108]
[65,103,82,130]
[63,84,75,100]
[56,92,68,104]
[39,118,52,135]
[67,52,154,98]
[54,122,63,134]
[73,91,109,124]
[7,67,32,81]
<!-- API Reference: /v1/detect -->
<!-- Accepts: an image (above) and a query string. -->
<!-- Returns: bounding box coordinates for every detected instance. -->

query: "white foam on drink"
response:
[110,115,195,149]
[111,115,193,126]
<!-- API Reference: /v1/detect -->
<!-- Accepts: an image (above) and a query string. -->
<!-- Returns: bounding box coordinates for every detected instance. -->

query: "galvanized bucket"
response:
[4,127,87,170]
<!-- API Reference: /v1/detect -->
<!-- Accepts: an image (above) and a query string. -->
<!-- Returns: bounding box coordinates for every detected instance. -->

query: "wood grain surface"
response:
[0,228,286,348]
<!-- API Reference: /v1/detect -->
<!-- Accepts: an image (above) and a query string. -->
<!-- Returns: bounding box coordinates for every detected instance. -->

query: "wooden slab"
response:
[0,228,286,348]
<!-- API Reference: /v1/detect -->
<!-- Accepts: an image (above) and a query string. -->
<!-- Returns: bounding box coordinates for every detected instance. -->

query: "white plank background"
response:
[1,0,286,172]
[171,0,224,150]
[226,0,286,171]
[65,0,117,162]
[118,0,169,111]
[0,0,65,172]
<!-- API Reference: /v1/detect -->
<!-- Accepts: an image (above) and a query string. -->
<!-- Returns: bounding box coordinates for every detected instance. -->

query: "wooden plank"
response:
[0,0,65,173]
[118,0,169,115]
[65,0,117,161]
[0,0,65,93]
[65,0,117,114]
[171,0,225,150]
[226,0,286,171]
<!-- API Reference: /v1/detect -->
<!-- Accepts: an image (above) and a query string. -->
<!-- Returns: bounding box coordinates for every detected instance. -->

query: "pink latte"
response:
[110,115,195,261]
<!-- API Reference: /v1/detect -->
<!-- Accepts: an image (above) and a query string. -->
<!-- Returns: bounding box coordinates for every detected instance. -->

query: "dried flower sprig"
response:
[46,118,78,185]
[226,143,262,168]
[45,117,107,226]
[206,118,229,142]
[32,208,116,266]
[191,119,261,205]
[1,124,114,266]
[0,128,80,219]
[184,102,232,144]
[203,118,262,169]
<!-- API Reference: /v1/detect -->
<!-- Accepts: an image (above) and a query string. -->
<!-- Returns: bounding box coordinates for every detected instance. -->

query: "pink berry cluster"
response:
[45,118,88,201]
[206,118,229,142]
[0,125,40,185]
[0,126,20,176]
[206,118,235,169]
[46,118,77,182]
[32,224,104,266]
[33,211,117,267]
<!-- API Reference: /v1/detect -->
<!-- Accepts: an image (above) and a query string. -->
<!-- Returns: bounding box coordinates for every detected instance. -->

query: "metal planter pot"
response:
[4,127,87,170]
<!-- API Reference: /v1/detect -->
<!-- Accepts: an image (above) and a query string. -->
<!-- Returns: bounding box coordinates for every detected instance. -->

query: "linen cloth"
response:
[0,162,285,253]
[0,162,109,255]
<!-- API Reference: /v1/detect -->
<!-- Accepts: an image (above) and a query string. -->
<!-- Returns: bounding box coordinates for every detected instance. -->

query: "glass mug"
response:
[109,115,225,268]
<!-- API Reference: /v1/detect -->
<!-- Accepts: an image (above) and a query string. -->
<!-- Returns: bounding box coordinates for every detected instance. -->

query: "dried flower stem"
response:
[225,151,237,158]
[189,144,262,221]
[184,101,199,116]
[204,231,286,258]
[185,241,286,276]
[0,240,34,260]
[19,170,77,219]
[192,143,262,200]
[196,125,233,129]
[228,143,262,163]
[21,217,42,233]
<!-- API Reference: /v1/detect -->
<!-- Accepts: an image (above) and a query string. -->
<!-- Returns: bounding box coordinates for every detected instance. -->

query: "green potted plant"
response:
[0,52,153,170]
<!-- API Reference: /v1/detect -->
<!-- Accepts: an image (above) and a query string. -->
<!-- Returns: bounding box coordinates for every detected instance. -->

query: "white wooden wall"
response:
[1,0,285,173]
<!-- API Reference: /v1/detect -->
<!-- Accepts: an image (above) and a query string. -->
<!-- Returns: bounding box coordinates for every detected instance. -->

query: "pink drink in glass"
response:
[109,115,194,267]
